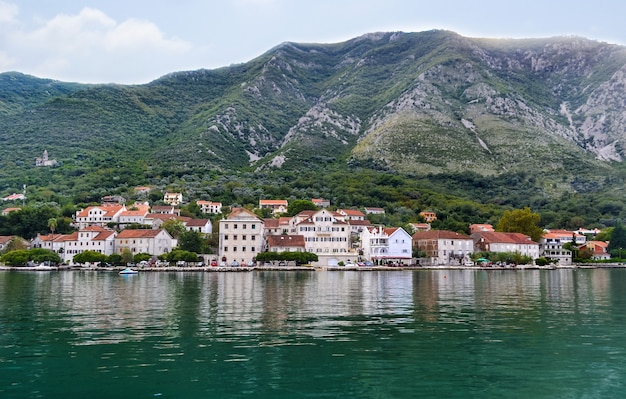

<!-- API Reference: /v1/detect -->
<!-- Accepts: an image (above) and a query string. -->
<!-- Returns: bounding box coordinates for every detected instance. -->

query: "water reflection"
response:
[1,269,625,399]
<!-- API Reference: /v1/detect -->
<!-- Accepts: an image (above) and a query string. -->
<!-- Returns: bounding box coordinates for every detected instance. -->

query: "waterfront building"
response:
[361,226,413,264]
[413,230,474,265]
[115,229,176,257]
[219,208,264,264]
[472,231,540,260]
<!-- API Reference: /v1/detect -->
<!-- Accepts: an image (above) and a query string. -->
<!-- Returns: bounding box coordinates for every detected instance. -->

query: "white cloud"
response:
[4,6,195,83]
[0,1,18,24]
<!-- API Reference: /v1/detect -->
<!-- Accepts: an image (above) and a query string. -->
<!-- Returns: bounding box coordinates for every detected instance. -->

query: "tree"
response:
[29,248,62,264]
[496,207,544,242]
[1,250,30,266]
[121,248,134,265]
[178,230,206,253]
[607,222,626,258]
[48,218,58,236]
[287,200,318,217]
[162,219,186,239]
[73,250,107,265]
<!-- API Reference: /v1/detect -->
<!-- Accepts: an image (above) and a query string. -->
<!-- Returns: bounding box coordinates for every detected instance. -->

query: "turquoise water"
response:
[1,269,626,398]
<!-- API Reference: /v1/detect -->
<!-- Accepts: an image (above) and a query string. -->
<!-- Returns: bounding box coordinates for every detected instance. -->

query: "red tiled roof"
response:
[116,229,165,239]
[472,231,537,244]
[267,235,306,247]
[185,219,210,227]
[413,230,472,240]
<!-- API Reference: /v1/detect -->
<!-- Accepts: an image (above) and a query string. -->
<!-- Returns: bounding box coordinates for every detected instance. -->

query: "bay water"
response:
[1,269,626,398]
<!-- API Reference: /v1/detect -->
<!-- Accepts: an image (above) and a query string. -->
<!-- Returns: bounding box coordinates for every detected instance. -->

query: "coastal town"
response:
[0,188,611,269]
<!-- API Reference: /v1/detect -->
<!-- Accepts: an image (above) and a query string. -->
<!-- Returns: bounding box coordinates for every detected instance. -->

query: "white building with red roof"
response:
[115,229,176,256]
[197,200,222,215]
[185,219,212,234]
[74,205,126,229]
[361,226,413,264]
[259,199,288,215]
[472,231,540,260]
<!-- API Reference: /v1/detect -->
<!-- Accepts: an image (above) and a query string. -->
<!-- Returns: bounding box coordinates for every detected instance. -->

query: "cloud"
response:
[3,6,195,83]
[0,1,18,24]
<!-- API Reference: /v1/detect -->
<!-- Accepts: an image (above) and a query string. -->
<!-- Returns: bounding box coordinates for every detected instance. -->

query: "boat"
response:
[119,267,138,275]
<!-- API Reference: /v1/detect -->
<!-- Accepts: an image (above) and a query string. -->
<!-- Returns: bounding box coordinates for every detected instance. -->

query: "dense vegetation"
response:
[2,31,626,233]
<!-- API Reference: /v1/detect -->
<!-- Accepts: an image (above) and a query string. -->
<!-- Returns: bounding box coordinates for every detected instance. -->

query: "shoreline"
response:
[2,263,626,272]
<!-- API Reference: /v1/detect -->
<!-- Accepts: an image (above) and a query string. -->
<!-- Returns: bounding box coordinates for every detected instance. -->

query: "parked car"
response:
[231,260,240,267]
[210,260,218,267]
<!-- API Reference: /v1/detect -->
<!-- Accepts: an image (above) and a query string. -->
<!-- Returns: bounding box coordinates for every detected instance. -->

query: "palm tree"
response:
[48,218,58,239]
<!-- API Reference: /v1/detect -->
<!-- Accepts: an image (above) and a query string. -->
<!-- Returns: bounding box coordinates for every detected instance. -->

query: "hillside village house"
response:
[579,240,610,260]
[74,205,125,229]
[312,198,330,208]
[219,208,264,265]
[197,200,222,215]
[412,230,474,265]
[115,229,176,257]
[263,217,292,236]
[0,236,15,251]
[419,211,437,223]
[360,227,413,265]
[364,207,385,215]
[2,193,25,202]
[259,199,288,215]
[151,205,179,215]
[469,224,495,234]
[185,219,212,234]
[1,207,20,216]
[163,192,183,206]
[472,231,540,260]
[118,203,151,228]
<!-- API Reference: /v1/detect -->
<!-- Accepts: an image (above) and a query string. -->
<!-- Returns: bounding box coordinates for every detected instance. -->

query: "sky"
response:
[0,0,624,84]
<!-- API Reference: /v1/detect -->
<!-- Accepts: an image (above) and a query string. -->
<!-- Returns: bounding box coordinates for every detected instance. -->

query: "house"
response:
[472,231,540,260]
[31,233,67,254]
[133,186,152,195]
[163,192,183,206]
[118,203,151,228]
[347,219,372,235]
[2,193,25,202]
[574,227,602,237]
[0,236,15,251]
[259,199,288,215]
[364,207,385,215]
[115,229,176,257]
[185,219,212,234]
[409,223,431,232]
[263,217,292,236]
[337,209,366,221]
[219,208,264,264]
[360,227,413,264]
[293,209,352,264]
[143,214,190,229]
[412,230,474,265]
[266,235,306,253]
[539,230,586,266]
[74,205,126,229]
[58,226,117,264]
[579,241,610,260]
[311,198,330,208]
[469,224,495,234]
[102,195,126,205]
[197,200,222,215]
[419,211,437,223]
[1,207,21,216]
[151,205,180,215]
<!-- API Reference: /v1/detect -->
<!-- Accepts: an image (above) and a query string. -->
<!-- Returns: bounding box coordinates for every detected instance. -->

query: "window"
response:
[252,224,256,229]
[233,247,237,252]
[242,235,247,240]
[224,246,228,252]
[224,224,228,229]
[234,224,238,229]
[224,235,229,240]
[243,224,247,229]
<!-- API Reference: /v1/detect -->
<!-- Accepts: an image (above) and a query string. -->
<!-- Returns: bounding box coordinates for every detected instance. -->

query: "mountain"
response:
[2,30,626,219]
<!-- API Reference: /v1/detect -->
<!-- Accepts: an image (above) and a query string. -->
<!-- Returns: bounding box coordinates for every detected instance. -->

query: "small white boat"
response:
[119,267,138,275]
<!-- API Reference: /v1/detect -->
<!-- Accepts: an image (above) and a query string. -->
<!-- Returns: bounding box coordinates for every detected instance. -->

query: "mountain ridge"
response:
[1,30,626,216]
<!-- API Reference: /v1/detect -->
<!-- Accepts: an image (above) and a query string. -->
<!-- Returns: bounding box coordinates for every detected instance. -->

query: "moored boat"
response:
[119,267,138,275]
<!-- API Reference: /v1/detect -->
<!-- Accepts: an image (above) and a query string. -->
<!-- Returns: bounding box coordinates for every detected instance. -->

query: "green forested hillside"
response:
[2,30,626,231]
